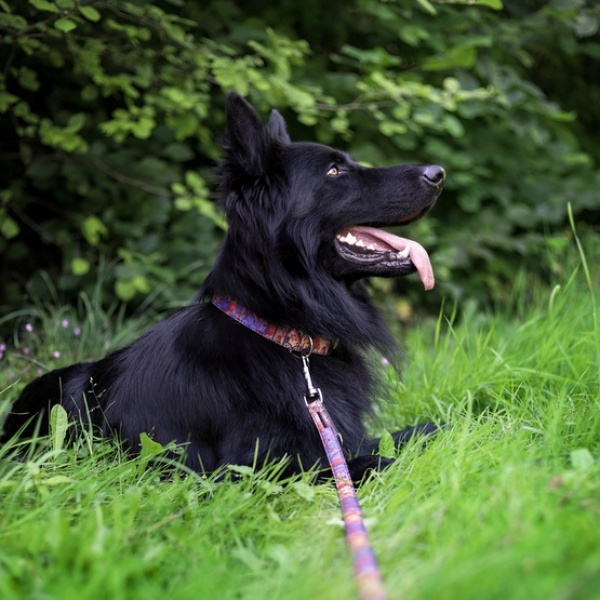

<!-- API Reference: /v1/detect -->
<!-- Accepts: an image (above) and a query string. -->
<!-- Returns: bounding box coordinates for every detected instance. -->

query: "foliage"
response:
[1,242,599,599]
[0,0,599,317]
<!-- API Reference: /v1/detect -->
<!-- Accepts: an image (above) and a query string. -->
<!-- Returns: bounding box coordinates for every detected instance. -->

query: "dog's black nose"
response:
[422,165,445,186]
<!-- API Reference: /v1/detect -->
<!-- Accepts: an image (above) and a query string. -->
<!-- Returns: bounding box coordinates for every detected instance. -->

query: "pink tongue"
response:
[348,226,435,291]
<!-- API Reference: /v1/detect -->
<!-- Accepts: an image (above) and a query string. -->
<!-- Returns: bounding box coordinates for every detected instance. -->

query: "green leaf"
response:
[28,0,58,12]
[50,404,69,452]
[42,475,76,486]
[81,85,99,102]
[0,91,19,112]
[0,13,27,30]
[195,198,227,231]
[80,5,101,22]
[184,171,208,194]
[416,0,437,15]
[291,481,316,501]
[115,274,149,300]
[54,18,77,33]
[115,279,136,301]
[132,116,155,139]
[227,465,254,476]
[0,215,19,239]
[422,45,477,71]
[67,112,86,132]
[139,432,166,461]
[17,66,40,92]
[477,0,503,9]
[71,257,90,275]
[166,112,198,140]
[39,118,68,150]
[570,448,594,472]
[162,143,194,162]
[82,215,107,245]
[131,274,150,293]
[378,430,396,459]
[174,197,192,211]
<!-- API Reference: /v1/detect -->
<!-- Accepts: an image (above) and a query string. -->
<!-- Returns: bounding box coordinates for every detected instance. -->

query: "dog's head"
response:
[219,92,443,292]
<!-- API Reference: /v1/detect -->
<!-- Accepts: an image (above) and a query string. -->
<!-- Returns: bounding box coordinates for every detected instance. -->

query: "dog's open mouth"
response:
[335,225,434,290]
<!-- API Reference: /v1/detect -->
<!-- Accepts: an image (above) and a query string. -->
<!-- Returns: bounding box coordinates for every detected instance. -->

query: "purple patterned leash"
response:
[211,295,386,597]
[301,354,388,600]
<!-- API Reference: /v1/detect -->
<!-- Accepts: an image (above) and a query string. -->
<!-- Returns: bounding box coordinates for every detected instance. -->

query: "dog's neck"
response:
[212,295,336,355]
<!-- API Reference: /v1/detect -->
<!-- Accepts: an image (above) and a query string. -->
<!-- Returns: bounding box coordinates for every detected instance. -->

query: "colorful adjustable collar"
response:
[212,295,336,356]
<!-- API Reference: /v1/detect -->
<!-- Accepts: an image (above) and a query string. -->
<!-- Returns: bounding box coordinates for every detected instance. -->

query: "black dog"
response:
[1,93,444,481]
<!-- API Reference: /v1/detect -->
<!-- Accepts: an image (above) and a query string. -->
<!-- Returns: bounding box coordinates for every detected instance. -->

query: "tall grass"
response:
[1,241,599,600]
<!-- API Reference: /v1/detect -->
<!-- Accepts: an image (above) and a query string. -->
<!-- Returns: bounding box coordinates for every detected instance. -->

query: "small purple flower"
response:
[381,357,390,366]
[37,368,43,375]
[25,323,33,333]
[22,347,31,356]
[73,327,81,337]
[61,319,69,328]
[0,342,6,352]
[52,350,61,359]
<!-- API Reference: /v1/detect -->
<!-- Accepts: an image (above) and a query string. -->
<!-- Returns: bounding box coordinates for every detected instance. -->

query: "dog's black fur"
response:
[1,93,444,481]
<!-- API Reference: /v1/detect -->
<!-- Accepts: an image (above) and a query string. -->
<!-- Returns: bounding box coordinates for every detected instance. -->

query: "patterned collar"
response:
[212,295,336,356]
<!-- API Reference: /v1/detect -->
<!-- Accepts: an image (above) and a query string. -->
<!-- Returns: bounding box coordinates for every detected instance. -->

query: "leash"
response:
[212,295,387,598]
[301,351,388,600]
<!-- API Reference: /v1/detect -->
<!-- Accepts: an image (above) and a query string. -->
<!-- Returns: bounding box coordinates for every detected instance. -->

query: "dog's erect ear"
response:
[224,92,273,175]
[268,109,291,144]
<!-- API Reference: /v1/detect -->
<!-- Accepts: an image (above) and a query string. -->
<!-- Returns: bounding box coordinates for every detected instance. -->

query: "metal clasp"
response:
[301,353,323,405]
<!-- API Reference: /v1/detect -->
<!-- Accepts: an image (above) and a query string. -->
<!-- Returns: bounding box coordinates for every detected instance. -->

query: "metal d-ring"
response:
[303,334,314,357]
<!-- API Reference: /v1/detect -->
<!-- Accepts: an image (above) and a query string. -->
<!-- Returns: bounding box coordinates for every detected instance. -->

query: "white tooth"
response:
[355,240,365,248]
[397,245,410,259]
[346,233,357,245]
[337,234,349,243]
[367,244,376,251]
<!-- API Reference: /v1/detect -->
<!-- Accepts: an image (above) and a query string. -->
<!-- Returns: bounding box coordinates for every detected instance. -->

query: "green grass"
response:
[1,248,599,600]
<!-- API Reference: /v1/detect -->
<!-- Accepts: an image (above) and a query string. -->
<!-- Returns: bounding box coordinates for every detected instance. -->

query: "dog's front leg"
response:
[347,422,442,483]
[346,454,395,484]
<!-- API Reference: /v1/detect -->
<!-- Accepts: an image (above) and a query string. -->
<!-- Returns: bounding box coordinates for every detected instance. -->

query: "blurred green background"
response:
[1,0,598,324]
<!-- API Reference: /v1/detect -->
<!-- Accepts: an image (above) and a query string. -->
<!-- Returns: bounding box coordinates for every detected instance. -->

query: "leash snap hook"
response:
[301,353,323,405]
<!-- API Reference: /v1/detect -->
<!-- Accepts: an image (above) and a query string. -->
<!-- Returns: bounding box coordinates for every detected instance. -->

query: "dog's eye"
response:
[327,165,340,177]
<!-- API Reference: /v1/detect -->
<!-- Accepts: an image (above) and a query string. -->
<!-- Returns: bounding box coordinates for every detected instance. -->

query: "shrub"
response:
[1,0,598,321]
